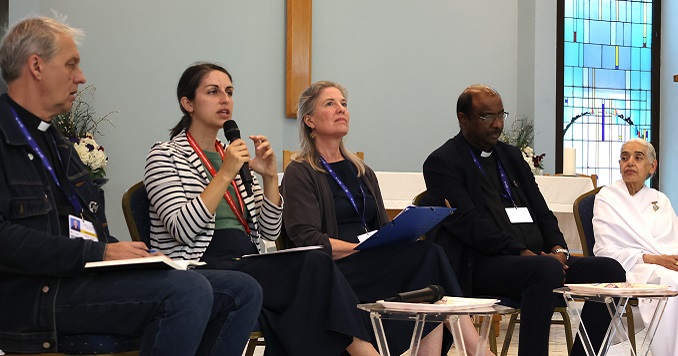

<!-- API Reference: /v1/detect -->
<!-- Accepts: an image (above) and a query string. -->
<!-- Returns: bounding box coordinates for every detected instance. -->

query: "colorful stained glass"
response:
[562,0,654,186]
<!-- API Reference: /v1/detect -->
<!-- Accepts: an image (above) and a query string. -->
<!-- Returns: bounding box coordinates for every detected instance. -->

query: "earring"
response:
[309,131,315,139]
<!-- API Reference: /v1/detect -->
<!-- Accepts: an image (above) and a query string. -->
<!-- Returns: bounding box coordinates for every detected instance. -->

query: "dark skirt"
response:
[335,240,463,355]
[200,229,370,356]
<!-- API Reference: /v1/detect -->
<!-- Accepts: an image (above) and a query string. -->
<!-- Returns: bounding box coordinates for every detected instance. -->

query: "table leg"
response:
[562,293,599,356]
[563,293,651,356]
[448,315,466,356]
[408,313,427,355]
[446,314,491,356]
[369,311,391,356]
[473,314,492,356]
[604,297,636,356]
[638,297,669,356]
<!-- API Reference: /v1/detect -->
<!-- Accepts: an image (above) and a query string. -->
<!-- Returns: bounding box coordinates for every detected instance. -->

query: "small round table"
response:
[554,286,678,356]
[357,302,515,356]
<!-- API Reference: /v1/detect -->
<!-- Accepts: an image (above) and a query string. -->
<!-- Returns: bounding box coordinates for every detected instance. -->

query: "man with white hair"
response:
[0,16,262,355]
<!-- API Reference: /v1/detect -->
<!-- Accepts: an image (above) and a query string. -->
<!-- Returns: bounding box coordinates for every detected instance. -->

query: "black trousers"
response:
[471,254,626,356]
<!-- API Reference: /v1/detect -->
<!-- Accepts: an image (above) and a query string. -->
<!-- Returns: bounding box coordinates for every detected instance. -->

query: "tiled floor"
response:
[244,303,650,355]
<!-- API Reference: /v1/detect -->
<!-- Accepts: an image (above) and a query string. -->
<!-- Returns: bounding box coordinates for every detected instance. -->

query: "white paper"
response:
[357,230,377,243]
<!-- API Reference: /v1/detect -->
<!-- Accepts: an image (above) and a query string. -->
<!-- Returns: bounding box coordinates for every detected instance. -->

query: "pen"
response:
[444,199,451,208]
[148,248,157,253]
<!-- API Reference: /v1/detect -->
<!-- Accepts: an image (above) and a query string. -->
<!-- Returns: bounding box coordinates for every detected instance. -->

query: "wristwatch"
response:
[552,248,570,260]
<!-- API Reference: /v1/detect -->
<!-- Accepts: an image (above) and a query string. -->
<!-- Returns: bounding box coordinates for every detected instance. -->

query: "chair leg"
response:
[557,309,574,354]
[625,303,637,353]
[488,319,498,355]
[500,312,519,356]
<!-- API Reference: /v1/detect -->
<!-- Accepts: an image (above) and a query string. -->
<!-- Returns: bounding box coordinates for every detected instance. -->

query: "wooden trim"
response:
[285,0,312,118]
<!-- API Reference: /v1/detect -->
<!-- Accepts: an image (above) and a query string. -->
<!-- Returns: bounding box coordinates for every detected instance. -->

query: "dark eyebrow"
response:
[204,84,233,90]
[621,150,646,156]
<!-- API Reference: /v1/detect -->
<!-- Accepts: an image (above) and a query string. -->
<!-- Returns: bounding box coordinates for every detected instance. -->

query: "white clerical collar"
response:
[37,121,51,132]
[480,150,493,158]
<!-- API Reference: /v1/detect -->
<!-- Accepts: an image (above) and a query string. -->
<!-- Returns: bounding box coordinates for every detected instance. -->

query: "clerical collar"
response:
[6,95,52,132]
[465,138,494,159]
[38,121,51,131]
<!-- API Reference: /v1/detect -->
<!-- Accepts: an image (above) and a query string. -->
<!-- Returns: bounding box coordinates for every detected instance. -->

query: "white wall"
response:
[7,0,674,240]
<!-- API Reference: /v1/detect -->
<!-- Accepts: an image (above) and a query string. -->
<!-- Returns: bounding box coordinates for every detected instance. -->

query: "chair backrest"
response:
[573,186,602,257]
[412,190,427,206]
[282,150,364,171]
[121,181,151,245]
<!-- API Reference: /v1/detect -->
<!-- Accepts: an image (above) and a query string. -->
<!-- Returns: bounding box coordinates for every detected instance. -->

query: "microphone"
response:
[384,285,445,303]
[223,120,253,196]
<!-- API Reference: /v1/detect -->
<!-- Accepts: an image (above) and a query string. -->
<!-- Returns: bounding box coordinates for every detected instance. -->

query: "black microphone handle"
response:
[223,120,253,196]
[384,285,445,303]
[239,164,254,197]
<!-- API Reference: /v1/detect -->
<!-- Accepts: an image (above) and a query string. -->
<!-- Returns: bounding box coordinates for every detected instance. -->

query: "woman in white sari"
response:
[593,138,678,356]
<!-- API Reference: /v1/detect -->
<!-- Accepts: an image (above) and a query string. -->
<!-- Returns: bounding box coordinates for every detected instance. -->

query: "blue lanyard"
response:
[11,107,84,213]
[468,147,517,207]
[319,157,369,232]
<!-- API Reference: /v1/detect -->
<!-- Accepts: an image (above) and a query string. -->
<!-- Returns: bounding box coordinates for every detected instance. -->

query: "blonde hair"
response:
[294,80,365,176]
[0,16,84,83]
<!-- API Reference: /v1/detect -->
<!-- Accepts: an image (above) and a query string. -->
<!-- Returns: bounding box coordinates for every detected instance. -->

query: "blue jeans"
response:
[54,269,262,356]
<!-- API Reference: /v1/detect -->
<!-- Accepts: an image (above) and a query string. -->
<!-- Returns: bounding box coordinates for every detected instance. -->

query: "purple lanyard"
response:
[319,157,368,232]
[468,147,517,207]
[10,107,84,214]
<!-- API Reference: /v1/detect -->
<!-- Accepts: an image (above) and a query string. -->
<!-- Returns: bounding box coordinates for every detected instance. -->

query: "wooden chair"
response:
[573,187,637,353]
[121,181,265,356]
[282,150,364,171]
[545,173,598,188]
[412,190,574,356]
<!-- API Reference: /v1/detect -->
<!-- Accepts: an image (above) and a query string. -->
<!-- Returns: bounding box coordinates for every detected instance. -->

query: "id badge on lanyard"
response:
[68,214,99,241]
[505,207,533,224]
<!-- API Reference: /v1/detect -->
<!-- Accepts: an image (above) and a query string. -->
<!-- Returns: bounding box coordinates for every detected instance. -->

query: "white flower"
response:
[73,134,108,175]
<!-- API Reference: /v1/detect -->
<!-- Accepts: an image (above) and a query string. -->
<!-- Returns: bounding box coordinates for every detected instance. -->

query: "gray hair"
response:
[622,138,656,162]
[0,16,84,83]
[294,80,365,175]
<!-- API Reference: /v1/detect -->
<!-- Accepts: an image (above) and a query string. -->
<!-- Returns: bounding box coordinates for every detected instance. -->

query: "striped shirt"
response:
[144,131,282,260]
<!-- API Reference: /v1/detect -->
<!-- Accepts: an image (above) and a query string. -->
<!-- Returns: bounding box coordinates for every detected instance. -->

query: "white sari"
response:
[593,179,678,355]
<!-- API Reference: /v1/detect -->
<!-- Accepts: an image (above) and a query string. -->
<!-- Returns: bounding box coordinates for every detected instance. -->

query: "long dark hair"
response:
[170,62,233,138]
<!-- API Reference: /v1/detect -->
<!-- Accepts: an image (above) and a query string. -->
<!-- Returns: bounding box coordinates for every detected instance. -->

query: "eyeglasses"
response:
[471,112,509,122]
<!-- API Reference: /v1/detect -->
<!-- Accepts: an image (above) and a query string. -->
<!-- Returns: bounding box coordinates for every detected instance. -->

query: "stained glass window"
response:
[561,0,656,186]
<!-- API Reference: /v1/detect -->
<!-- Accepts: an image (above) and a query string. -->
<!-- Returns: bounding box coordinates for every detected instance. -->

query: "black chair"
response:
[121,181,265,355]
[573,186,637,352]
[412,190,574,356]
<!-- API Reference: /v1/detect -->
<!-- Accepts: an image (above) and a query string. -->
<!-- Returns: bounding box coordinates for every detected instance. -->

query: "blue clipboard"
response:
[354,205,455,250]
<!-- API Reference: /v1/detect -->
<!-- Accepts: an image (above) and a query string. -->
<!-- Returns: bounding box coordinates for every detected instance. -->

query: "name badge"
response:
[68,214,99,241]
[505,207,533,224]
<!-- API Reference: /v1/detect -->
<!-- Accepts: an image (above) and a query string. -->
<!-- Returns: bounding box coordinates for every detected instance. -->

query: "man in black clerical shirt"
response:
[0,16,261,354]
[422,84,626,356]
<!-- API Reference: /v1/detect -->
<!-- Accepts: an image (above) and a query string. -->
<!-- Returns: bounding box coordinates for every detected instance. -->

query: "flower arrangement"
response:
[52,85,116,181]
[500,116,545,175]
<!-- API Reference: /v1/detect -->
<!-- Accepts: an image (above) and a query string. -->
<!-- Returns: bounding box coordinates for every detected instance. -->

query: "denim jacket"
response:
[0,94,112,353]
